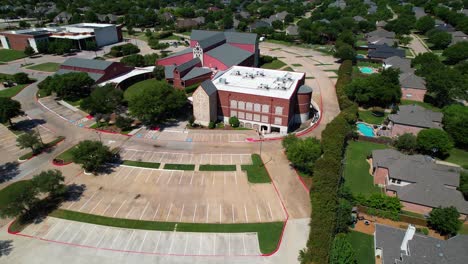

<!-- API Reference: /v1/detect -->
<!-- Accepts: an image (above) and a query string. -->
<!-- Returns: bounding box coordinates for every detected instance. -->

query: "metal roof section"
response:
[175,58,201,73]
[164,65,175,79]
[163,48,193,59]
[181,67,212,81]
[206,44,252,68]
[200,80,217,96]
[213,66,305,99]
[190,30,257,45]
[298,84,313,94]
[61,58,113,70]
[55,69,103,81]
[197,32,226,49]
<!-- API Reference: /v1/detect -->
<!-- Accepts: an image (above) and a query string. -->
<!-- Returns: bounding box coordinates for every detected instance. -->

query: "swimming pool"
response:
[359,67,374,74]
[357,123,375,137]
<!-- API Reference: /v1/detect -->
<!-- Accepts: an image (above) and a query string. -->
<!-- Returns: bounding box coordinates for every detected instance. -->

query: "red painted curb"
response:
[293,168,310,193]
[52,160,72,166]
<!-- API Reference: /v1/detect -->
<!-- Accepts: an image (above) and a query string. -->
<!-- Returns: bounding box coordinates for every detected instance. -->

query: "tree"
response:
[143,53,158,66]
[443,42,468,65]
[394,133,417,153]
[153,65,166,80]
[427,30,452,49]
[115,116,133,131]
[0,97,24,126]
[38,72,94,100]
[282,133,300,150]
[336,30,356,47]
[71,140,114,173]
[127,81,187,125]
[334,43,356,61]
[0,181,38,219]
[428,207,462,236]
[13,72,30,84]
[415,16,435,33]
[335,199,353,234]
[329,234,356,264]
[425,66,467,107]
[31,170,66,197]
[24,46,35,57]
[272,20,283,30]
[80,84,123,114]
[120,54,145,67]
[442,105,468,149]
[229,116,240,128]
[416,128,454,158]
[16,131,43,154]
[284,137,322,175]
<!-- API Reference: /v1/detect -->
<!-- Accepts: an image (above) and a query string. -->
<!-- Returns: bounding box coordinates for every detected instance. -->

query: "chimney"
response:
[400,225,416,256]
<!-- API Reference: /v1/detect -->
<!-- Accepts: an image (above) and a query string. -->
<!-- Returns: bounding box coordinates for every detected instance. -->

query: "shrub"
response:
[208,121,215,129]
[394,133,417,153]
[428,207,462,236]
[229,116,240,128]
[115,116,133,131]
[416,128,454,158]
[13,72,30,84]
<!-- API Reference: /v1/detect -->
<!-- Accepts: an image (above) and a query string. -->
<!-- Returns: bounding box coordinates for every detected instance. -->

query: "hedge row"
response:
[305,60,357,263]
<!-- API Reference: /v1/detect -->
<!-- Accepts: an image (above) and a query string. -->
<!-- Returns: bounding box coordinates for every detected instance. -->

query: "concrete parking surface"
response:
[19,217,261,256]
[0,124,28,163]
[132,129,255,143]
[38,97,92,127]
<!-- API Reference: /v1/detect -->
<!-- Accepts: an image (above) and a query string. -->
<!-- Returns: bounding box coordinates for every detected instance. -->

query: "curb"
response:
[85,127,132,137]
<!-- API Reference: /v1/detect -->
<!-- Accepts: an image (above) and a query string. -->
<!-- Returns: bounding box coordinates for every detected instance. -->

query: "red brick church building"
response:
[157,30,259,89]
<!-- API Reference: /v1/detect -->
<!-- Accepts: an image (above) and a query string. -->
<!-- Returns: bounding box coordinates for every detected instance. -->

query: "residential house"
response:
[387,105,442,137]
[365,0,377,14]
[383,56,412,73]
[328,0,346,10]
[372,149,467,217]
[375,224,468,264]
[435,19,455,32]
[368,44,405,60]
[285,25,299,36]
[376,21,388,28]
[265,11,289,24]
[161,12,174,22]
[176,18,204,30]
[399,72,427,102]
[249,20,272,32]
[97,14,118,24]
[53,11,72,24]
[366,28,396,46]
[353,16,366,22]
[412,6,427,19]
[449,31,468,45]
[239,11,251,19]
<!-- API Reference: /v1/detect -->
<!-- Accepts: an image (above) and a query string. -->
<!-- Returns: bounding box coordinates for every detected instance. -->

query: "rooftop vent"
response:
[219,78,228,84]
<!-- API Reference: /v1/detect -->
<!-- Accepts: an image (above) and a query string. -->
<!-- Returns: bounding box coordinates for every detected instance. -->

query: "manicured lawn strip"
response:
[18,136,65,160]
[291,63,302,66]
[282,66,294,72]
[401,210,425,219]
[55,145,78,163]
[0,180,33,209]
[0,49,26,62]
[260,59,286,69]
[49,209,283,254]
[163,164,195,170]
[122,160,160,169]
[344,141,387,195]
[346,231,374,264]
[199,164,236,171]
[241,154,271,183]
[400,100,441,112]
[0,84,28,98]
[26,62,60,72]
[445,148,468,169]
[358,110,388,125]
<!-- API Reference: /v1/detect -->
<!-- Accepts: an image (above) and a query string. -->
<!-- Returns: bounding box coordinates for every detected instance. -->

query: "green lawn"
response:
[358,110,388,125]
[460,224,468,235]
[122,160,160,169]
[400,100,441,112]
[445,148,468,169]
[241,154,271,183]
[163,164,195,170]
[0,180,34,209]
[344,141,387,195]
[122,31,149,42]
[161,35,181,41]
[0,49,26,62]
[260,59,286,70]
[19,136,65,160]
[50,209,283,254]
[124,79,164,100]
[357,61,382,68]
[199,164,237,171]
[55,145,78,163]
[282,66,294,72]
[26,62,60,72]
[346,231,374,264]
[291,63,302,67]
[0,84,28,98]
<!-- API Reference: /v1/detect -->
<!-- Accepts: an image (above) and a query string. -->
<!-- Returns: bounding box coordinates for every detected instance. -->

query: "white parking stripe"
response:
[165,203,173,221]
[113,200,127,217]
[256,204,262,221]
[206,203,209,223]
[232,204,235,223]
[183,233,189,254]
[124,230,135,251]
[268,202,274,220]
[190,171,194,185]
[168,232,175,254]
[140,202,150,220]
[219,204,222,223]
[244,204,249,223]
[166,171,174,184]
[179,204,185,222]
[55,222,73,241]
[89,197,104,214]
[110,230,121,248]
[242,234,247,255]
[82,225,97,245]
[192,204,197,222]
[95,227,109,247]
[138,231,149,252]
[153,231,162,253]
[178,172,183,184]
[102,197,116,215]
[67,223,85,243]
[152,203,160,220]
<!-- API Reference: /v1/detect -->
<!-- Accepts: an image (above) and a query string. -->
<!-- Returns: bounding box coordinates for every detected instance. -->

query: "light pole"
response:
[96,131,102,143]
[258,129,263,159]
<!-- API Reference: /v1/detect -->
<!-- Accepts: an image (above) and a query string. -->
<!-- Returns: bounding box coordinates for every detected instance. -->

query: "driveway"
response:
[409,34,430,55]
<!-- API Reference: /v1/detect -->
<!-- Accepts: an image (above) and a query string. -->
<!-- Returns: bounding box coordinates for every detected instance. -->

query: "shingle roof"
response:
[389,105,442,128]
[367,36,396,46]
[412,6,427,19]
[55,69,103,81]
[375,224,468,264]
[163,48,193,59]
[197,32,226,49]
[200,80,217,96]
[286,25,299,36]
[384,56,412,73]
[206,44,253,68]
[372,149,468,214]
[181,67,212,81]
[368,44,405,59]
[353,16,366,22]
[164,65,175,79]
[61,58,113,70]
[175,58,201,74]
[367,28,396,39]
[399,72,426,89]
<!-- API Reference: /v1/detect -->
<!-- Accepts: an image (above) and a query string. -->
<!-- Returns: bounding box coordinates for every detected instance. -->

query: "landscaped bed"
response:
[0,84,28,98]
[241,154,271,183]
[49,209,283,254]
[122,160,160,169]
[18,136,66,161]
[25,62,60,72]
[199,164,236,171]
[260,59,286,70]
[163,164,195,170]
[358,110,388,125]
[54,145,78,164]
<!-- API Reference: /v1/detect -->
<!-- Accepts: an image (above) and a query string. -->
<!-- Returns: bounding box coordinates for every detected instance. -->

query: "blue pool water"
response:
[359,67,374,74]
[357,123,375,137]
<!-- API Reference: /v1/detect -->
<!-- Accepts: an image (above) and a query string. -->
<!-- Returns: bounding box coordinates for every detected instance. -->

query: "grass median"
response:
[0,84,28,98]
[55,145,78,163]
[25,62,60,72]
[49,209,283,254]
[164,164,195,170]
[122,160,160,169]
[18,136,65,160]
[241,154,271,183]
[199,164,236,171]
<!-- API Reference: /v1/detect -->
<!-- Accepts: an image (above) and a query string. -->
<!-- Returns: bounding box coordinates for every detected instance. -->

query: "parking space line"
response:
[224,172,226,185]
[168,232,175,254]
[234,172,238,185]
[156,171,163,184]
[166,171,174,184]
[145,170,153,183]
[95,227,109,247]
[244,204,249,223]
[123,168,135,180]
[89,197,104,214]
[212,173,215,185]
[228,233,231,256]
[124,230,135,251]
[78,191,99,211]
[190,171,194,185]
[179,154,183,163]
[183,233,189,254]
[213,234,216,255]
[125,207,134,218]
[113,200,127,217]
[189,154,193,164]
[242,234,247,255]
[165,203,173,221]
[138,231,149,252]
[178,172,183,184]
[149,152,156,162]
[110,230,121,248]
[153,231,162,253]
[140,202,150,220]
[219,204,222,223]
[206,203,209,223]
[192,204,197,222]
[201,174,205,185]
[114,168,126,178]
[152,203,160,220]
[134,169,145,182]
[179,204,185,222]
[232,204,235,223]
[256,204,262,221]
[268,202,274,220]
[210,154,212,164]
[67,223,85,243]
[82,225,98,245]
[128,151,137,160]
[102,197,116,215]
[56,222,73,241]
[159,153,166,163]
[198,234,202,254]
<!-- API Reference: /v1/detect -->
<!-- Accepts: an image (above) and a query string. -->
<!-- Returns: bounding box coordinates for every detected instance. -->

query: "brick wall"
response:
[401,88,426,102]
[390,123,423,137]
[97,62,132,83]
[229,43,256,53]
[0,33,38,51]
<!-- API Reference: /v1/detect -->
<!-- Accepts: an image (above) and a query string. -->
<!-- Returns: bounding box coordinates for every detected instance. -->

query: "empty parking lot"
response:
[0,124,28,162]
[62,166,285,223]
[38,97,93,127]
[133,129,254,143]
[20,217,261,256]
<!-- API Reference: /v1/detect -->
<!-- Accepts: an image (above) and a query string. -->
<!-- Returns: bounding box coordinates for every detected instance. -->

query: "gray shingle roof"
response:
[164,48,193,59]
[205,44,252,68]
[190,30,221,41]
[197,32,226,49]
[164,65,175,79]
[353,16,366,22]
[175,58,201,73]
[367,29,396,39]
[286,25,299,36]
[61,58,113,70]
[399,72,426,89]
[200,80,217,96]
[375,224,468,264]
[55,69,103,82]
[412,6,427,19]
[368,36,396,46]
[389,105,442,128]
[368,44,405,59]
[384,56,412,73]
[181,67,212,81]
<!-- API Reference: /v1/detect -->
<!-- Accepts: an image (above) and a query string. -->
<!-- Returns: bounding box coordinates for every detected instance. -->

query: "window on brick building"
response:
[262,105,269,113]
[261,115,268,123]
[246,102,253,111]
[275,106,283,115]
[254,103,261,112]
[238,112,245,119]
[274,117,282,125]
[253,114,260,121]
[245,113,252,120]
[230,100,237,108]
[231,110,237,117]
[238,101,245,110]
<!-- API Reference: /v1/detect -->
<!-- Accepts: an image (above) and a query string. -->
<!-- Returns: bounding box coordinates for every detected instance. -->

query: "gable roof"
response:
[181,67,212,81]
[367,28,396,39]
[197,32,226,49]
[353,16,366,22]
[368,44,405,59]
[191,30,257,45]
[175,58,201,74]
[399,72,426,89]
[367,36,396,46]
[199,80,217,96]
[61,58,113,70]
[384,56,412,72]
[55,69,103,81]
[412,6,427,19]
[205,44,253,68]
[375,224,468,264]
[286,25,299,36]
[163,48,193,59]
[388,105,442,128]
[164,65,175,79]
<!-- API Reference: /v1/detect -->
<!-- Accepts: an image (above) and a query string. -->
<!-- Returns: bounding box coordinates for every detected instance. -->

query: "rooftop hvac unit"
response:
[219,78,227,84]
